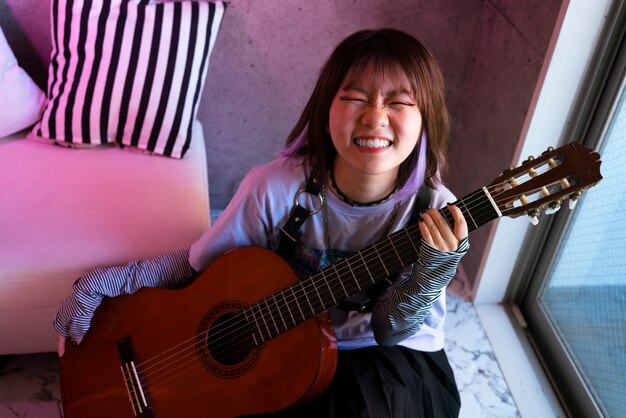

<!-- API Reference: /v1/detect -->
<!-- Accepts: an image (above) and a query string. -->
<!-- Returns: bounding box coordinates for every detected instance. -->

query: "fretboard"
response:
[244,186,501,345]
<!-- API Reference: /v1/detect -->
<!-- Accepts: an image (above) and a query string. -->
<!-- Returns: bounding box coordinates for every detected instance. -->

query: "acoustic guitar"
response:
[59,142,602,417]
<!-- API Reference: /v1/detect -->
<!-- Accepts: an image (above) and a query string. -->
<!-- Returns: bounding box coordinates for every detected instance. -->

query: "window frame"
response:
[516,2,626,416]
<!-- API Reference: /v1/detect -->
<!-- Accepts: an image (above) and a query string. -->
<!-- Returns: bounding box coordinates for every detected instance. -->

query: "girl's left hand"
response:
[418,205,468,252]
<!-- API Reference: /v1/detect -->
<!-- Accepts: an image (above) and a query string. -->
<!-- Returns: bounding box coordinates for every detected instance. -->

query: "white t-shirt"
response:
[190,156,461,352]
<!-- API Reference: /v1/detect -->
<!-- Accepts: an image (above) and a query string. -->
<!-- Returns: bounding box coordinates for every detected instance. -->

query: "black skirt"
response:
[253,346,460,418]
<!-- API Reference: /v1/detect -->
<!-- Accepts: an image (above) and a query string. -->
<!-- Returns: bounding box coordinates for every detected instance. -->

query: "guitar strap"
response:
[276,175,323,262]
[277,176,432,313]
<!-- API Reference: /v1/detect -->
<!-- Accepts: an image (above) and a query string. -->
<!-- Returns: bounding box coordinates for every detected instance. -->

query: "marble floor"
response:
[0,294,520,418]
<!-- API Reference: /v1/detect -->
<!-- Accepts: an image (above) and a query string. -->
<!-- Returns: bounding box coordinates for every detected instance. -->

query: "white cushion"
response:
[0,24,46,138]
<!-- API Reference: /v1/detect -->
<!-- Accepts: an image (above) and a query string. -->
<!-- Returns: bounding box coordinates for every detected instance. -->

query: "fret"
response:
[335,261,350,298]
[440,206,454,230]
[371,245,389,276]
[388,236,404,266]
[403,227,419,254]
[457,197,478,230]
[482,186,502,218]
[311,278,324,309]
[272,294,288,331]
[357,251,374,287]
[264,299,280,337]
[460,188,501,231]
[281,289,296,326]
[467,193,486,229]
[301,281,316,318]
[320,270,337,305]
[252,304,269,343]
[391,231,412,266]
[290,286,305,322]
[243,309,262,345]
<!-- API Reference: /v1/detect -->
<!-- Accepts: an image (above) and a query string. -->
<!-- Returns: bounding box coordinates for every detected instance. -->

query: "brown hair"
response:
[283,28,450,189]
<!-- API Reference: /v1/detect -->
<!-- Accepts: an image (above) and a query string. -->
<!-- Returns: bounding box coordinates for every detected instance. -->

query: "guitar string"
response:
[138,162,579,394]
[139,215,478,397]
[166,162,567,369]
[138,173,574,391]
[140,203,552,396]
[136,223,435,396]
[138,186,488,363]
[123,169,577,397]
[139,180,568,396]
[138,227,431,396]
[132,178,541,385]
[133,180,526,389]
[136,177,552,396]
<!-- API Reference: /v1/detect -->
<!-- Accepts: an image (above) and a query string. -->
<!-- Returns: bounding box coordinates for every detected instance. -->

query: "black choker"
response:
[329,169,396,207]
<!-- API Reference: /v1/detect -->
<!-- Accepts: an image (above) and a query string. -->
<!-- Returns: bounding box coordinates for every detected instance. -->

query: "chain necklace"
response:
[321,185,401,252]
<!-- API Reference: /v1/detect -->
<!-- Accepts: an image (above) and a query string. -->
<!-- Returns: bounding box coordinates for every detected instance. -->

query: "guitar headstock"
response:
[489,142,602,224]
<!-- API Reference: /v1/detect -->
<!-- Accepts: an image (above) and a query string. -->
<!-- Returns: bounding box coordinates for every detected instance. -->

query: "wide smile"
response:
[353,137,392,149]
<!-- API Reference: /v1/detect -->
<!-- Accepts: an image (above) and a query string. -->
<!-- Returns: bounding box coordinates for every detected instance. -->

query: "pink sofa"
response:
[0,126,211,355]
[0,0,217,354]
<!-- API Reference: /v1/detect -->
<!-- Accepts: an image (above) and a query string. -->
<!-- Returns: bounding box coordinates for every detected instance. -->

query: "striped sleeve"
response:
[53,248,195,339]
[371,237,469,346]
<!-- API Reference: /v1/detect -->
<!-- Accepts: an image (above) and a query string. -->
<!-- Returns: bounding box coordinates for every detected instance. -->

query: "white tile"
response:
[475,303,565,418]
[445,294,520,418]
[0,353,62,418]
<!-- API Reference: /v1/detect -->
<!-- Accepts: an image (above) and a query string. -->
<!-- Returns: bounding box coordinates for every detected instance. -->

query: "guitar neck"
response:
[244,186,501,344]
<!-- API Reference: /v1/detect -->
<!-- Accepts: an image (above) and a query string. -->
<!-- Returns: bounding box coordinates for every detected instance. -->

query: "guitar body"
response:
[60,247,338,418]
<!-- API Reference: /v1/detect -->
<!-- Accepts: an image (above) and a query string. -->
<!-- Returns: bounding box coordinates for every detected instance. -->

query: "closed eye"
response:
[389,101,416,107]
[339,96,366,103]
[339,96,417,111]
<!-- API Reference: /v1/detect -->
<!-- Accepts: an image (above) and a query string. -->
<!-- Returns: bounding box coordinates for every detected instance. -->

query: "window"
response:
[520,4,626,417]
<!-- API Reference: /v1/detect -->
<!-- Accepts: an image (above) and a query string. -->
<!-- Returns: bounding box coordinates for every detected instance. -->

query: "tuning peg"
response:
[527,209,540,226]
[545,199,563,215]
[541,146,555,155]
[568,191,582,209]
[523,155,535,164]
[501,165,515,175]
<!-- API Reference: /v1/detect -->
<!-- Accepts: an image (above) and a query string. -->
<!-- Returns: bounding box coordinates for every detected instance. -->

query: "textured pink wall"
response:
[445,0,564,297]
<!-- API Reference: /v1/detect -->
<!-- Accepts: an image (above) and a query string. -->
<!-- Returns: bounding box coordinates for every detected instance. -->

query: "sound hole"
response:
[196,301,263,378]
[206,312,252,365]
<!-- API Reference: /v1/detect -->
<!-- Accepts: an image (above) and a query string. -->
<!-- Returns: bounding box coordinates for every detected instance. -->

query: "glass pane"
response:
[539,86,626,417]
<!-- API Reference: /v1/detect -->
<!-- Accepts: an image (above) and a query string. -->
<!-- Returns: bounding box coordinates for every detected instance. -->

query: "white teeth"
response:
[355,138,391,148]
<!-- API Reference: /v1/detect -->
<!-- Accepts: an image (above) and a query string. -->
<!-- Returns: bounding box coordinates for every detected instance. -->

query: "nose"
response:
[360,103,389,128]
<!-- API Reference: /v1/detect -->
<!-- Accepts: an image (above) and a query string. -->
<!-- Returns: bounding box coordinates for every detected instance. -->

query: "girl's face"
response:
[328,64,422,182]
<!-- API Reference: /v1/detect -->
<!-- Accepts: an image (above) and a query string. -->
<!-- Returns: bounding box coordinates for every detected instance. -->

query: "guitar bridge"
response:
[118,336,155,417]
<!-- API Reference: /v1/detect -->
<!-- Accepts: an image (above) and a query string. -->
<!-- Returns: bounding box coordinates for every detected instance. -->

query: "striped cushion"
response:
[33,0,225,158]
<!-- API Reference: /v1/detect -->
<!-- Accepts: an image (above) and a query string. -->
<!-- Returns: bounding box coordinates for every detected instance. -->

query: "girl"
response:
[55,28,469,417]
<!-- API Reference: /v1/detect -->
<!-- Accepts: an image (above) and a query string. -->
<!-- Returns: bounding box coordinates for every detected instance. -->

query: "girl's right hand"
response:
[56,334,82,358]
[53,249,196,357]
[54,275,105,357]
